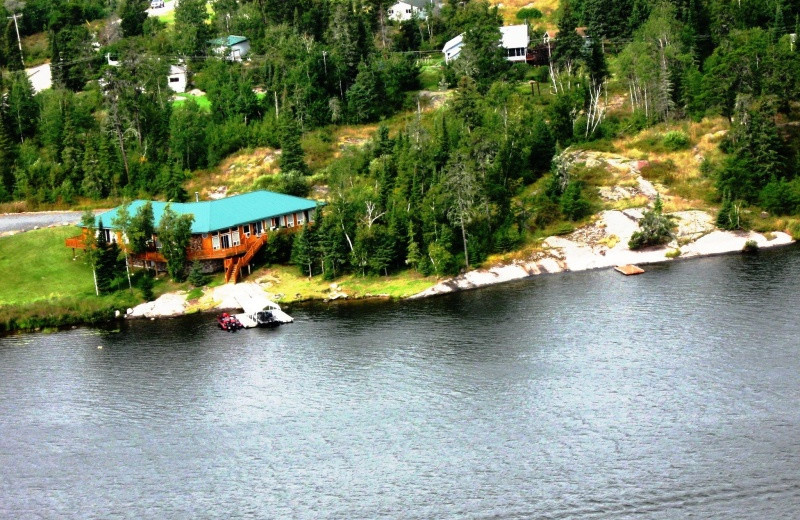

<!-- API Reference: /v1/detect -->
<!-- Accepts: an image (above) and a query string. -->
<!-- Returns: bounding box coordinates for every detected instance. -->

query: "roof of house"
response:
[96,191,319,234]
[442,33,463,53]
[500,24,529,49]
[394,0,429,8]
[209,35,249,47]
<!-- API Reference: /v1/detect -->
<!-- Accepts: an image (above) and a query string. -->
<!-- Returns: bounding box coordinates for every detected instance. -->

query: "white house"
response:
[388,0,430,22]
[167,63,188,93]
[209,35,250,61]
[442,24,529,64]
[442,33,463,64]
[501,24,529,62]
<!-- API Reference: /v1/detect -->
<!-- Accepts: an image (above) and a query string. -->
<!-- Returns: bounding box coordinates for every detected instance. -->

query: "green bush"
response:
[188,260,207,288]
[742,240,759,253]
[662,130,691,151]
[628,195,676,249]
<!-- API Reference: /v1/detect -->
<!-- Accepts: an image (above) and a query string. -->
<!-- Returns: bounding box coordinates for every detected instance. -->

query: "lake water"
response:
[2,248,800,519]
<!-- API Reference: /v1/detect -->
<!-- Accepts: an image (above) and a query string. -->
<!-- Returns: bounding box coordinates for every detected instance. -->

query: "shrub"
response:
[628,195,676,249]
[742,240,759,253]
[662,130,691,151]
[665,248,681,258]
[138,272,154,301]
[560,182,591,221]
[716,194,744,230]
[188,260,207,288]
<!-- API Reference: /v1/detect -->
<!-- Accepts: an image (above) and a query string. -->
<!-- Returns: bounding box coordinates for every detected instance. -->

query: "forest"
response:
[1,0,800,284]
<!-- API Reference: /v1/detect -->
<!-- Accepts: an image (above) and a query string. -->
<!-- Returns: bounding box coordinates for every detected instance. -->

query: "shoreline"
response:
[411,210,794,298]
[127,208,794,319]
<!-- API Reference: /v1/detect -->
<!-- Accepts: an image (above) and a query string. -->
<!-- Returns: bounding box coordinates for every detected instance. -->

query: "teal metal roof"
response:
[209,35,248,47]
[96,191,319,234]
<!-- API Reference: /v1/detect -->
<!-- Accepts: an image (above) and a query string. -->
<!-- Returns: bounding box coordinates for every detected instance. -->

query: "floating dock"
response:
[231,284,293,328]
[615,264,645,276]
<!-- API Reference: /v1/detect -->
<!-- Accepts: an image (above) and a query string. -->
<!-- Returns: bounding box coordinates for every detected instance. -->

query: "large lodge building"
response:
[66,190,319,284]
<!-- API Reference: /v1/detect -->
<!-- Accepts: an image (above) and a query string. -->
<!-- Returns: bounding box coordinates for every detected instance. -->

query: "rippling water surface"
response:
[2,248,800,519]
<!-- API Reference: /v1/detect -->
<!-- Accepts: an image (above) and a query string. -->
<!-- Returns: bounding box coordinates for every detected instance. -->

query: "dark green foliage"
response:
[4,21,23,71]
[552,1,584,70]
[174,0,212,57]
[628,195,676,249]
[278,114,309,175]
[516,7,542,22]
[187,260,207,287]
[716,192,744,229]
[291,224,317,277]
[120,0,149,37]
[138,271,155,301]
[759,180,800,216]
[560,181,591,221]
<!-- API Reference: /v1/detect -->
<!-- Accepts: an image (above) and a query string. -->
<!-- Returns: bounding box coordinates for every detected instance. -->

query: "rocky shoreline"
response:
[410,209,794,299]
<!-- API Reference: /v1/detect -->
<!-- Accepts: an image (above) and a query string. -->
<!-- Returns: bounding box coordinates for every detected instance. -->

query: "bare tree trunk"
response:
[460,219,469,268]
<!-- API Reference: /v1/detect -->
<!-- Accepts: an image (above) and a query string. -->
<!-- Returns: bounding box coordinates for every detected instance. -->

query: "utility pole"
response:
[6,12,24,66]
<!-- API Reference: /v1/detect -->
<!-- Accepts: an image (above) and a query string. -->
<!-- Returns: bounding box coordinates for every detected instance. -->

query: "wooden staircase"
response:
[225,234,269,284]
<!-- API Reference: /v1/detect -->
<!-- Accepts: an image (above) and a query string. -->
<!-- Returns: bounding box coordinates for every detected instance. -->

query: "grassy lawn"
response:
[0,227,97,305]
[419,64,443,91]
[249,264,436,303]
[172,92,211,110]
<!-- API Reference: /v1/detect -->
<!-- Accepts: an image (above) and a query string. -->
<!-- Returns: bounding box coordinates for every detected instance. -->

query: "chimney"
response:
[195,192,200,202]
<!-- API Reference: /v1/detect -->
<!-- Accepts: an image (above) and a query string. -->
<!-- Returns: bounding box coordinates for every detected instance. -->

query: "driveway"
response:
[147,0,177,17]
[25,63,52,93]
[0,210,105,235]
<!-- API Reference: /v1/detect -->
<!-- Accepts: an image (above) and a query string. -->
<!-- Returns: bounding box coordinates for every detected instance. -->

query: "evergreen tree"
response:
[174,0,212,58]
[4,20,22,70]
[188,260,207,287]
[552,0,584,73]
[278,113,309,175]
[291,223,316,277]
[120,0,149,37]
[6,72,39,143]
[0,117,17,200]
[95,221,114,294]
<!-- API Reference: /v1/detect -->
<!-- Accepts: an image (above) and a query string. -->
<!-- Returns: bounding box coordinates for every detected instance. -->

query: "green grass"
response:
[0,227,97,305]
[172,93,211,111]
[253,264,435,303]
[419,65,443,91]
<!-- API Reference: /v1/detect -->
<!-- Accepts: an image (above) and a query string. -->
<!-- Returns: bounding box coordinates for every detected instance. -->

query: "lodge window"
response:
[220,233,231,249]
[212,234,220,250]
[243,224,250,237]
[231,229,241,246]
[297,212,305,225]
[169,77,179,83]
[287,214,295,227]
[254,220,264,235]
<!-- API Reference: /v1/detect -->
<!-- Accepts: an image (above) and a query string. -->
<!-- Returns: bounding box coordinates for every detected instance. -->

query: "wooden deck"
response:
[615,264,645,276]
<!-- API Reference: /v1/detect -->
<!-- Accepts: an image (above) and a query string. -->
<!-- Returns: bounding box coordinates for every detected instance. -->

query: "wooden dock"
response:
[615,264,645,276]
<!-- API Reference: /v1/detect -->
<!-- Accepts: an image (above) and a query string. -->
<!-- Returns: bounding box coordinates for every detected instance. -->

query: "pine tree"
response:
[291,224,315,277]
[187,260,207,287]
[4,21,22,71]
[120,0,149,37]
[0,117,17,200]
[95,221,114,294]
[552,0,584,71]
[278,113,309,175]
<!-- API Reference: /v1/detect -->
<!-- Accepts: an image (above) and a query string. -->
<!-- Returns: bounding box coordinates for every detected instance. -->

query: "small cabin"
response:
[388,0,430,21]
[66,190,320,283]
[442,24,530,64]
[167,64,188,93]
[209,35,250,62]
